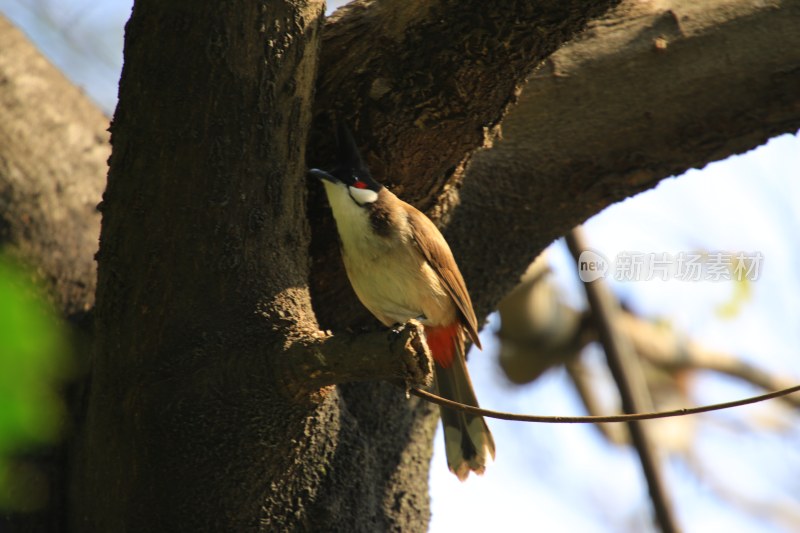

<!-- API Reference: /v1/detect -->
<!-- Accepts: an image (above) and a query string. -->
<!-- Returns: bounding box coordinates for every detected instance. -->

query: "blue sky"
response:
[3,1,798,531]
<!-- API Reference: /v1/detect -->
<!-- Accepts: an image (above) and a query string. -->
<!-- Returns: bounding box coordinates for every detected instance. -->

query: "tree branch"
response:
[566,228,678,533]
[451,0,800,317]
[496,259,800,421]
[279,321,433,395]
[617,313,800,410]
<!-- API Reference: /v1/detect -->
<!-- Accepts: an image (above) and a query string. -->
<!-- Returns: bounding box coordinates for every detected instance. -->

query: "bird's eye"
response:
[352,179,369,190]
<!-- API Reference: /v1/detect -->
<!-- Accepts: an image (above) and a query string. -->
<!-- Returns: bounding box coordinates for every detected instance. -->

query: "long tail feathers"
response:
[425,325,495,481]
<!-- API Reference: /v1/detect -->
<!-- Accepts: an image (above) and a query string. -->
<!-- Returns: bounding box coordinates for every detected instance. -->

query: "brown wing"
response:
[405,204,482,350]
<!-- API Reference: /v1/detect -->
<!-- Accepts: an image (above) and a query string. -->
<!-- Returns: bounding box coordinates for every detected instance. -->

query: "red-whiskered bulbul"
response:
[310,124,495,480]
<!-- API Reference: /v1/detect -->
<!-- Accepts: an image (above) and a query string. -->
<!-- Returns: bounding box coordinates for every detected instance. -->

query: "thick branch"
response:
[279,320,433,395]
[452,0,800,316]
[314,0,619,205]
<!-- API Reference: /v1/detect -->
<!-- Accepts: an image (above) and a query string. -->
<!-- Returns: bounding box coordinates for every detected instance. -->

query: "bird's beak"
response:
[308,168,337,183]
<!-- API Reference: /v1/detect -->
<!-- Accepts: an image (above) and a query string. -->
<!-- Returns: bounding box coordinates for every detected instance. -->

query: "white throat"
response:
[348,185,378,206]
[322,180,372,234]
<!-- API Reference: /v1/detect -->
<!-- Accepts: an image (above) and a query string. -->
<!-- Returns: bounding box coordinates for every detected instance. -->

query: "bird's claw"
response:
[389,323,406,340]
[389,315,426,340]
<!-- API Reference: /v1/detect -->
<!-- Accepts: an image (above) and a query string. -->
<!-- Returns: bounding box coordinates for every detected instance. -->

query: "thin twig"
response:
[409,380,800,423]
[566,227,679,533]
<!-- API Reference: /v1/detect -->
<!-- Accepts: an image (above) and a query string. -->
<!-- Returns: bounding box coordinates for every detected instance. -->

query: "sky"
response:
[2,1,798,531]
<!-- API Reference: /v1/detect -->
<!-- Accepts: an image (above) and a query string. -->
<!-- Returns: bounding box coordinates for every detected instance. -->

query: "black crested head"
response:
[331,122,383,192]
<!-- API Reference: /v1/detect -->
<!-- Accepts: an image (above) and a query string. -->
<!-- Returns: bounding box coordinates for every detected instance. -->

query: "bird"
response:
[309,123,495,481]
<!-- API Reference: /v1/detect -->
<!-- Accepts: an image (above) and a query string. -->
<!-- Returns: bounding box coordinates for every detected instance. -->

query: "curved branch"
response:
[451,0,800,316]
[410,383,800,423]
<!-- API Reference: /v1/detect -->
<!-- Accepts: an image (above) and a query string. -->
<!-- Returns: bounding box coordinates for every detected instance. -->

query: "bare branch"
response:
[617,314,800,410]
[495,259,800,411]
[410,383,800,423]
[566,227,678,533]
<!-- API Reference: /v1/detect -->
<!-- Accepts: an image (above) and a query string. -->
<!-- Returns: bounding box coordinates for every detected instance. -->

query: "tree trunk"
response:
[71,1,345,530]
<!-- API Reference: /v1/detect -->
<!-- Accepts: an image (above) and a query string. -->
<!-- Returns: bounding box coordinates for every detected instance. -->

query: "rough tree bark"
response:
[0,17,106,318]
[71,1,338,530]
[0,0,797,531]
[451,0,800,314]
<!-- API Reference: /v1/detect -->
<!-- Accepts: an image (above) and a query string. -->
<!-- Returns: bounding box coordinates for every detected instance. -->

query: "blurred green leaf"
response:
[0,256,70,511]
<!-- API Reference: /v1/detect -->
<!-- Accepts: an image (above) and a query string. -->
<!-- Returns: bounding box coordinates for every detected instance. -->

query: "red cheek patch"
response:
[353,180,368,189]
